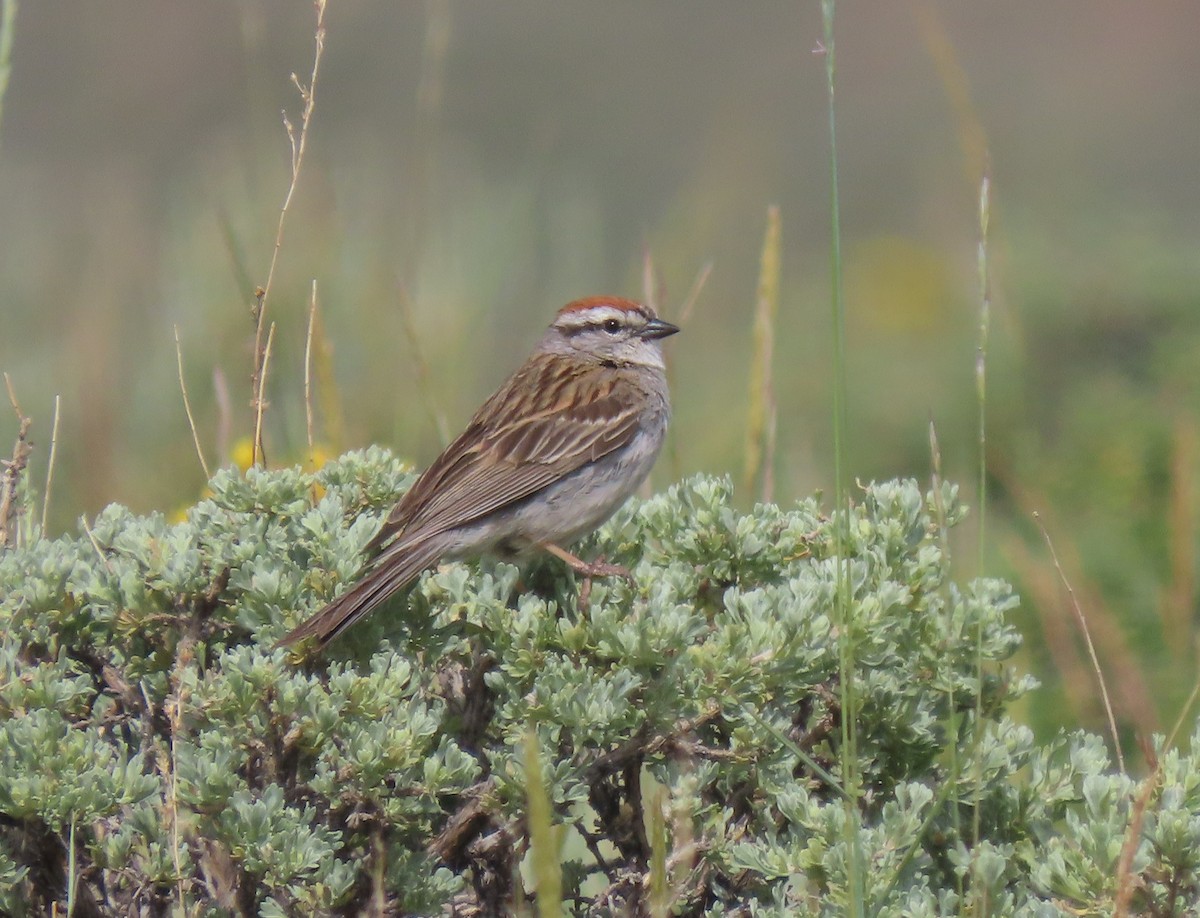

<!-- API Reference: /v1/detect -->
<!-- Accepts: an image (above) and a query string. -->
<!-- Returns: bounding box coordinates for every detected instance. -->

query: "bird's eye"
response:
[602,319,621,334]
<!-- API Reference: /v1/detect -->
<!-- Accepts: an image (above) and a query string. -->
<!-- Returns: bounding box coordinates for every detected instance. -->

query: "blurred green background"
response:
[2,2,1199,749]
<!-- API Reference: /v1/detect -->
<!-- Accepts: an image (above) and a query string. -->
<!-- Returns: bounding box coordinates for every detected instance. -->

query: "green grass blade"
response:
[744,205,781,501]
[524,728,562,918]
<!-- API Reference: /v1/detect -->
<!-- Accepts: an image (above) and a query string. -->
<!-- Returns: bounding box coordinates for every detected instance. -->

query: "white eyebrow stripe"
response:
[554,305,643,331]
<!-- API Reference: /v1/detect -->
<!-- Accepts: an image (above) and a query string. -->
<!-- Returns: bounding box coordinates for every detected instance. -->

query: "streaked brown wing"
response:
[368,355,644,550]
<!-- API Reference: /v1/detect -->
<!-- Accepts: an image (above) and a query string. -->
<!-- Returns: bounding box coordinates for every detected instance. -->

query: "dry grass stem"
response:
[1002,534,1107,716]
[213,366,232,464]
[251,0,328,467]
[40,394,60,536]
[1034,511,1126,774]
[80,516,111,572]
[927,420,948,542]
[253,323,278,468]
[1168,676,1200,758]
[1113,741,1159,918]
[641,245,663,317]
[743,204,781,501]
[174,325,212,480]
[397,286,450,447]
[677,261,713,327]
[1,372,32,550]
[305,279,318,454]
[995,462,1157,730]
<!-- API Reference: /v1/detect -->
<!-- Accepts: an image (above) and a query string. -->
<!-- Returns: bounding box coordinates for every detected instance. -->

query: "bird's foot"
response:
[540,543,635,610]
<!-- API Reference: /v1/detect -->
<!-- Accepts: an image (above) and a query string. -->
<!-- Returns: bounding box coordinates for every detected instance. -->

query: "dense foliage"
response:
[1,450,1197,915]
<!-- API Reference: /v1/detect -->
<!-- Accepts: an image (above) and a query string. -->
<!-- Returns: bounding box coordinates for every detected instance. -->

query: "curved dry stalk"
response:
[174,326,211,480]
[253,323,277,469]
[250,0,328,467]
[1034,511,1125,774]
[40,394,60,535]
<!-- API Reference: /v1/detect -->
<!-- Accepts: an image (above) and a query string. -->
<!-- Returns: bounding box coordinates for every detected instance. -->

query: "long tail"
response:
[275,537,447,649]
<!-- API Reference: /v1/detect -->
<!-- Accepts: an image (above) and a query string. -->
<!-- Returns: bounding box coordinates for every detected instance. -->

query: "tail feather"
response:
[275,538,446,649]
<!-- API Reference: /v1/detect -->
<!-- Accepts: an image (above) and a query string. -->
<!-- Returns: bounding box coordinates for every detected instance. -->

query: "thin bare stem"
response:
[1034,511,1125,774]
[677,261,712,327]
[821,2,863,911]
[174,326,211,480]
[975,169,991,575]
[40,394,60,536]
[80,516,111,572]
[305,279,318,455]
[253,323,278,469]
[641,245,661,316]
[213,366,232,464]
[971,164,991,863]
[251,0,328,467]
[1165,661,1200,752]
[1,372,32,551]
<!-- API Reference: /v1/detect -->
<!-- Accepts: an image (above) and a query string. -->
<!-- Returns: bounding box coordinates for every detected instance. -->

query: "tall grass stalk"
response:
[174,326,211,480]
[40,394,60,536]
[971,168,991,868]
[975,172,990,577]
[304,280,319,456]
[819,1,863,913]
[927,420,965,905]
[0,0,16,144]
[743,205,781,501]
[1035,513,1125,774]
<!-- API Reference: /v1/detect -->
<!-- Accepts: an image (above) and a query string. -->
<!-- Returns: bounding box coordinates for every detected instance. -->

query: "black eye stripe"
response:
[555,309,648,336]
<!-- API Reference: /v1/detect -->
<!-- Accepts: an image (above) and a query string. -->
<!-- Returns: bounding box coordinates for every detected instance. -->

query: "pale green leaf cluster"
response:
[0,449,1196,914]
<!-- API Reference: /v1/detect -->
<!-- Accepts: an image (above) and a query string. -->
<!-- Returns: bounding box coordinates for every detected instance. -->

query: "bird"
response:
[276,296,679,649]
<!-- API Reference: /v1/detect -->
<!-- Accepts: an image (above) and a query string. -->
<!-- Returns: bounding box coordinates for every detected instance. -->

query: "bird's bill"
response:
[638,317,680,340]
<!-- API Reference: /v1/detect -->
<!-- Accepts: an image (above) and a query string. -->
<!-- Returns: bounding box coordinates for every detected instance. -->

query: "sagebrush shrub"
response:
[1,450,1196,915]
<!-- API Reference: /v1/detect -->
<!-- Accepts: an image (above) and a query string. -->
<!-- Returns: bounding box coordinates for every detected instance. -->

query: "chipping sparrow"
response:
[277,296,679,648]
